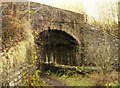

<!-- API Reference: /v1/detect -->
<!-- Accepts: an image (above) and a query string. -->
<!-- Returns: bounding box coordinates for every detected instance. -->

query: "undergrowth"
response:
[42,63,119,86]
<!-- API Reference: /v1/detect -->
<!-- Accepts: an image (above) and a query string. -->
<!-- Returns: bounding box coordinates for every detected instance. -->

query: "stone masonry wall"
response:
[30,2,84,44]
[82,24,119,66]
[0,34,35,86]
[0,2,36,86]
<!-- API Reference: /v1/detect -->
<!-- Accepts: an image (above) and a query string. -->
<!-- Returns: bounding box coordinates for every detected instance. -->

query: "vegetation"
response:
[42,63,119,86]
[2,2,31,51]
[82,1,119,86]
[52,74,94,86]
[1,1,119,87]
[1,2,43,87]
[23,70,49,87]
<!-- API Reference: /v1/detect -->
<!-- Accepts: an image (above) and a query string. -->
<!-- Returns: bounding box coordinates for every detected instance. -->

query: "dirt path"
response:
[41,74,68,87]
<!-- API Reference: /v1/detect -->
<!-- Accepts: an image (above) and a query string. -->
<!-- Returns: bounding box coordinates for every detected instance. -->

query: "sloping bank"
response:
[0,33,36,86]
[0,2,38,86]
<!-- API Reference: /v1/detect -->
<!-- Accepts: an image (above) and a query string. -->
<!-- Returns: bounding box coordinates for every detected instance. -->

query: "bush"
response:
[90,71,118,86]
[2,2,29,51]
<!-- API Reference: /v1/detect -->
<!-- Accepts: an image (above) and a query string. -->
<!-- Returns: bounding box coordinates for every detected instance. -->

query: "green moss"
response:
[51,74,94,86]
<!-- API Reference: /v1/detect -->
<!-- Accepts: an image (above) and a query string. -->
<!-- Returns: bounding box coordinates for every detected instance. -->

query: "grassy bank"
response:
[41,63,119,86]
[51,74,94,86]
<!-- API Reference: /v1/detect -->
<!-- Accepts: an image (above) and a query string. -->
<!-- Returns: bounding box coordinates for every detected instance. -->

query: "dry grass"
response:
[90,71,118,86]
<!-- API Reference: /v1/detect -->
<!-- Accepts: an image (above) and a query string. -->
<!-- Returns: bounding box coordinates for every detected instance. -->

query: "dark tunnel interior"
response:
[36,29,79,66]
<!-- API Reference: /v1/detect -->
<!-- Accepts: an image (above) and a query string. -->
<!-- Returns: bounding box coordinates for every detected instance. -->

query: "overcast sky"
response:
[28,0,118,19]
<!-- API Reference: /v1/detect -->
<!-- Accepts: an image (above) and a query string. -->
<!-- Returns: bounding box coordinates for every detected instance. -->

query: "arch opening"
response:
[36,29,79,66]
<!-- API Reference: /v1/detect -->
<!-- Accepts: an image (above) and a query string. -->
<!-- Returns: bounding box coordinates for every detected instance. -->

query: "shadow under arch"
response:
[36,29,79,66]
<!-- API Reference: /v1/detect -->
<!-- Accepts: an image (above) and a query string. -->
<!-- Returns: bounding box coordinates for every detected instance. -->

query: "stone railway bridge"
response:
[30,2,85,66]
[1,1,118,86]
[1,2,85,86]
